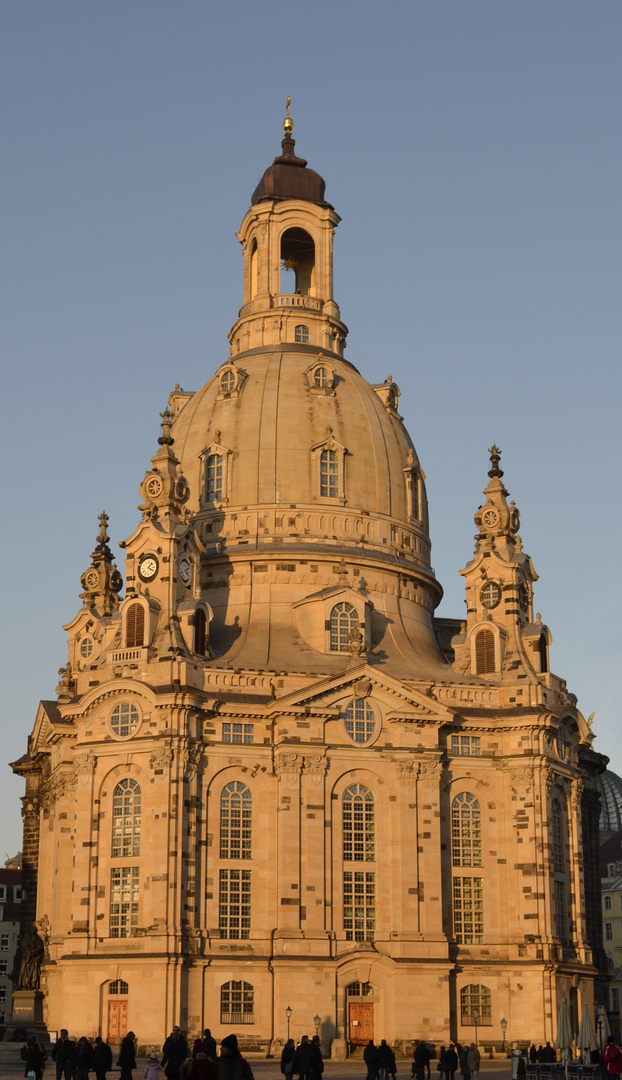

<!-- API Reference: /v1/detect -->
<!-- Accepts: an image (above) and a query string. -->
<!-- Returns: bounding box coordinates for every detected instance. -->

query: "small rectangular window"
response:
[605,895,613,910]
[0,987,6,1004]
[222,723,253,744]
[0,936,8,952]
[451,735,481,757]
[13,886,21,902]
[0,961,7,975]
[612,988,620,1013]
[605,922,613,941]
[0,887,6,902]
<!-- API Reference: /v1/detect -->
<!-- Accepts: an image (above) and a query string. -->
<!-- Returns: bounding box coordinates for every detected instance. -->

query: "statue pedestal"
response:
[7,990,47,1040]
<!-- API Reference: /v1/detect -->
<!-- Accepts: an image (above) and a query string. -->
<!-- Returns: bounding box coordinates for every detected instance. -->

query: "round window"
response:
[344,699,376,744]
[80,637,94,659]
[220,370,236,393]
[480,582,501,609]
[110,702,141,738]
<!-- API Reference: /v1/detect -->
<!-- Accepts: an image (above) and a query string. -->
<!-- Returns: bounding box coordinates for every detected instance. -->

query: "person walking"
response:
[292,1036,316,1080]
[281,1039,296,1080]
[218,1034,254,1080]
[162,1028,189,1080]
[378,1041,396,1080]
[76,1037,94,1080]
[603,1036,622,1077]
[413,1041,431,1080]
[93,1037,113,1080]
[24,1035,46,1080]
[118,1031,137,1080]
[444,1045,458,1080]
[364,1041,380,1080]
[466,1045,480,1080]
[458,1046,469,1080]
[52,1030,76,1080]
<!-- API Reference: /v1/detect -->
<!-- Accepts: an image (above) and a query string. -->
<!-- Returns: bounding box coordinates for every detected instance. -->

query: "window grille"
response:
[109,980,129,995]
[450,735,481,757]
[344,699,376,744]
[343,785,375,861]
[206,454,224,502]
[460,984,492,1025]
[220,370,236,393]
[314,366,331,388]
[220,782,252,860]
[320,449,338,498]
[344,871,375,942]
[219,869,251,939]
[222,723,253,744]
[295,325,309,343]
[112,779,141,858]
[330,602,358,652]
[110,867,139,938]
[451,793,482,867]
[110,702,141,738]
[453,877,483,944]
[221,980,254,1024]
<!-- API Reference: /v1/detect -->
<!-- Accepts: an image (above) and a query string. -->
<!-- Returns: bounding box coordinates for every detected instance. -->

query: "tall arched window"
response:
[460,984,492,1025]
[550,795,570,942]
[112,779,141,858]
[343,785,375,861]
[451,793,482,867]
[194,608,207,657]
[330,602,358,651]
[249,239,258,299]
[551,798,564,872]
[206,454,223,502]
[126,603,145,648]
[475,629,495,674]
[221,980,254,1024]
[320,449,339,498]
[539,633,549,673]
[220,781,252,859]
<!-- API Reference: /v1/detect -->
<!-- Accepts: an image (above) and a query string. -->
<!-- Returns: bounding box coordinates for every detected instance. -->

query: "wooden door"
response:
[108,1000,128,1041]
[349,1002,374,1045]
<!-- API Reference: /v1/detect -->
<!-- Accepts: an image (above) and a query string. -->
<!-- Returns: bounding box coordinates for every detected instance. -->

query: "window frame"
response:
[112,779,142,859]
[343,698,377,745]
[110,701,141,740]
[110,866,139,939]
[220,782,252,861]
[221,980,254,1025]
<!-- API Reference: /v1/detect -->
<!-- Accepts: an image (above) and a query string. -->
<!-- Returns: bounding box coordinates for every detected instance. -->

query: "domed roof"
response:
[251,135,328,207]
[598,769,622,836]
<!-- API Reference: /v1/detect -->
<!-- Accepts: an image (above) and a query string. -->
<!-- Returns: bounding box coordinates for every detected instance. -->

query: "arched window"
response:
[112,779,141,858]
[220,370,236,393]
[220,781,252,859]
[551,798,564,872]
[126,603,145,648]
[314,366,331,388]
[194,608,207,657]
[220,980,254,1024]
[295,324,309,343]
[109,980,129,995]
[281,227,315,294]
[460,984,492,1025]
[206,454,223,502]
[343,785,375,861]
[344,699,376,744]
[539,633,549,673]
[451,793,481,867]
[475,629,495,674]
[110,701,141,739]
[320,449,339,498]
[249,239,258,299]
[330,602,358,651]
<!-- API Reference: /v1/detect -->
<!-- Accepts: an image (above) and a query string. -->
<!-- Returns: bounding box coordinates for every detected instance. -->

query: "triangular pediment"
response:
[269,666,455,723]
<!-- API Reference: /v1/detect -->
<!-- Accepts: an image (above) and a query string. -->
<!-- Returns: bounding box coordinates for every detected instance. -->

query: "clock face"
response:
[146,475,163,498]
[482,507,499,528]
[179,558,191,584]
[138,554,159,582]
[85,569,99,589]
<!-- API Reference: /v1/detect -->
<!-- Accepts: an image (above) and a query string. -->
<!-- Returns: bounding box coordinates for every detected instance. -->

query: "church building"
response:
[13,107,607,1054]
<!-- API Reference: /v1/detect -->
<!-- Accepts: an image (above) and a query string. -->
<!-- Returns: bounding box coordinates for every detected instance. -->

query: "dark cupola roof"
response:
[251,100,329,207]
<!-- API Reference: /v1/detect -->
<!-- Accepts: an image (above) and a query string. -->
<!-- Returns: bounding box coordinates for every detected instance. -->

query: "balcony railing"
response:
[276,294,322,311]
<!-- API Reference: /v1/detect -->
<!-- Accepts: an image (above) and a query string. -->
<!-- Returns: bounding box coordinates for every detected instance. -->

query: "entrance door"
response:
[349,1002,374,1045]
[108,1000,128,1041]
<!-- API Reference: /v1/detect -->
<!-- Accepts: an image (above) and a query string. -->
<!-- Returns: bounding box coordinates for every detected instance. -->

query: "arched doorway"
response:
[347,981,377,1050]
[107,979,129,1041]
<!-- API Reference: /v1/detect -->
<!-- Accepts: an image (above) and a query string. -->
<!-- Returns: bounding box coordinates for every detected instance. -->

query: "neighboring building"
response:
[598,772,622,1037]
[0,858,23,1027]
[12,109,607,1052]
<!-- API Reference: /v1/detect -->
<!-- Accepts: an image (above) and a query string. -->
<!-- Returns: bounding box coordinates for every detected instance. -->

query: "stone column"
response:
[274,752,303,938]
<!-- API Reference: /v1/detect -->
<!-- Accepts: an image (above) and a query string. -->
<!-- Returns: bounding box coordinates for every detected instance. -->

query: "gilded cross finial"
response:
[283,96,294,137]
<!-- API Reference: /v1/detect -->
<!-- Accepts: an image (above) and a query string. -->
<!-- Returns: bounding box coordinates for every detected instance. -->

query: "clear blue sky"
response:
[2,2,621,857]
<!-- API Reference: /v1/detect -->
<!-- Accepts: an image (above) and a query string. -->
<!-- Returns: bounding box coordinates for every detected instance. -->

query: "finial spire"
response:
[488,444,503,479]
[283,95,294,138]
[158,406,174,446]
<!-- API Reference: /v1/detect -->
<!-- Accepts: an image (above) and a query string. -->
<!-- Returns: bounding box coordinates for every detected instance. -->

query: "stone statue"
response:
[18,924,45,990]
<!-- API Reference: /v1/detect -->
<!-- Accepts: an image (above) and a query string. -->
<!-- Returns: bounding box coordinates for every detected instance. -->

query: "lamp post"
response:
[500,1018,508,1053]
[472,1007,480,1049]
[286,1005,292,1042]
[313,1014,321,1038]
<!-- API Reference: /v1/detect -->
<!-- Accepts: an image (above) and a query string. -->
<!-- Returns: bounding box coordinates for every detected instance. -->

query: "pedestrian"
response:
[413,1041,431,1080]
[437,1047,447,1080]
[162,1028,189,1080]
[378,1040,396,1080]
[218,1034,254,1080]
[24,1035,46,1080]
[203,1033,217,1063]
[364,1041,380,1080]
[181,1043,218,1080]
[466,1045,480,1080]
[281,1040,296,1080]
[146,1054,164,1080]
[310,1037,323,1078]
[528,1047,537,1065]
[541,1044,556,1063]
[292,1036,316,1080]
[458,1047,469,1080]
[443,1045,458,1080]
[603,1037,622,1077]
[52,1030,76,1080]
[93,1037,113,1080]
[76,1037,94,1080]
[118,1031,137,1080]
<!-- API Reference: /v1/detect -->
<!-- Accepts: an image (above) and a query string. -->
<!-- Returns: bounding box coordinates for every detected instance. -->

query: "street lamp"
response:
[596,1003,605,1050]
[500,1018,508,1053]
[472,1007,480,1049]
[286,1005,292,1041]
[313,1014,321,1038]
